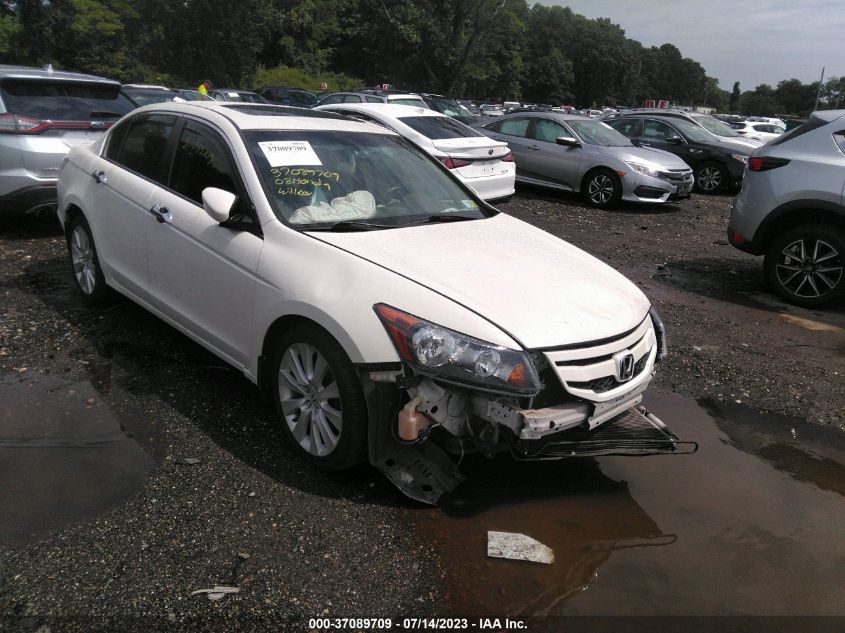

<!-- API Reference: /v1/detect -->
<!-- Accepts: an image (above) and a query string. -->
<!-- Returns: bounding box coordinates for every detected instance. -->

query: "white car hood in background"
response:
[309,213,650,349]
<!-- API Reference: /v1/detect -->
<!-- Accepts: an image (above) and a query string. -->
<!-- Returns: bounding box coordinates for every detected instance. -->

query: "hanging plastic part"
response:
[397,395,432,442]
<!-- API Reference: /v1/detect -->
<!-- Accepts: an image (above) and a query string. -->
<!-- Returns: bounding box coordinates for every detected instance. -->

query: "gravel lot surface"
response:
[0,189,843,631]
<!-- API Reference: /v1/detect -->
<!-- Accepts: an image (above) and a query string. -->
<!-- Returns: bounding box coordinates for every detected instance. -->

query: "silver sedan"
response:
[478,111,694,208]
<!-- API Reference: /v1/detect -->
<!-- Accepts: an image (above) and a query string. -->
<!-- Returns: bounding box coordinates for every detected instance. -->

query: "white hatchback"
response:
[57,102,688,503]
[316,103,515,202]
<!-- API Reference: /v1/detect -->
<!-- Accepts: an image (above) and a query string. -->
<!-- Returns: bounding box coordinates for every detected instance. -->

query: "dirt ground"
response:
[1,189,844,632]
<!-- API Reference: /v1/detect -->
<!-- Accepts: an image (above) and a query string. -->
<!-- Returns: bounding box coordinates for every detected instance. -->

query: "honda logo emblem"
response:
[616,353,635,382]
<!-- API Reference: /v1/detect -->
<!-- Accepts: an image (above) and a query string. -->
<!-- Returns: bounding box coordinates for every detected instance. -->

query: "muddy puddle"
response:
[0,373,153,547]
[414,391,845,616]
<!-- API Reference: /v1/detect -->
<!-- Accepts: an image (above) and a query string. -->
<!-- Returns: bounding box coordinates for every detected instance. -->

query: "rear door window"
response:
[489,117,530,138]
[114,114,177,183]
[0,79,135,121]
[398,116,481,139]
[343,95,363,103]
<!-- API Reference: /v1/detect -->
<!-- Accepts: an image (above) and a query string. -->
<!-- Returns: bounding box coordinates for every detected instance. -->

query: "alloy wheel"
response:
[277,342,343,457]
[70,226,97,295]
[588,174,614,205]
[696,166,722,192]
[776,237,843,299]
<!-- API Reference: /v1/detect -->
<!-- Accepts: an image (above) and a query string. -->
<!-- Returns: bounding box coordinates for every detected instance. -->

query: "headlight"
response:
[731,153,748,164]
[626,162,660,178]
[649,306,668,361]
[374,303,540,395]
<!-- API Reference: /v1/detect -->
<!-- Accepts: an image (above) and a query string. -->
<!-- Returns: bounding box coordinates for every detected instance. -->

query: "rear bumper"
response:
[0,183,58,214]
[459,172,516,202]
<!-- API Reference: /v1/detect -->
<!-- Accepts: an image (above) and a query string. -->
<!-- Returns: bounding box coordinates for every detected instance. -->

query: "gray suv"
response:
[729,109,845,307]
[0,65,134,215]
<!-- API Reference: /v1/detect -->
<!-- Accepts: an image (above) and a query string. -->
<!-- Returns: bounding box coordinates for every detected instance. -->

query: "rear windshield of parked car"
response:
[768,114,831,147]
[0,79,135,120]
[567,120,633,147]
[398,116,483,140]
[244,130,489,228]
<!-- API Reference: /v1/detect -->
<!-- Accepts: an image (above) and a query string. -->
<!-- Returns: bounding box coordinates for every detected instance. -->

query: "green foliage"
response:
[0,0,836,115]
[0,11,21,57]
[253,65,361,92]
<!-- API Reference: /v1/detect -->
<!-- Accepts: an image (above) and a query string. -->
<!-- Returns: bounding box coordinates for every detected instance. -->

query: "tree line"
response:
[0,0,840,115]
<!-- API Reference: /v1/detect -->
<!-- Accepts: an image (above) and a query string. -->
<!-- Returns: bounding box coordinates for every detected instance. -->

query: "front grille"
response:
[657,169,693,183]
[567,354,649,393]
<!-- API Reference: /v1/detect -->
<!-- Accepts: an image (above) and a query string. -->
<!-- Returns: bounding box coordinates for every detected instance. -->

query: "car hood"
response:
[308,213,650,349]
[595,145,691,169]
[713,137,756,153]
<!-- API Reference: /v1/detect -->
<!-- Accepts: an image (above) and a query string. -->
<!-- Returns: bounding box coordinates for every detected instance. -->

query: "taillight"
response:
[437,156,472,169]
[0,114,111,135]
[748,156,790,172]
[501,152,514,162]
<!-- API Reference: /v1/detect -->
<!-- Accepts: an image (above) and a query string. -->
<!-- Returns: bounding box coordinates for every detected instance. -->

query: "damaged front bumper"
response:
[358,362,697,505]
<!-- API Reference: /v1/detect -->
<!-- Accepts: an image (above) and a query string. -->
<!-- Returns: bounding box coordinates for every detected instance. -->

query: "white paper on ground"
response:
[259,140,322,167]
[487,531,555,564]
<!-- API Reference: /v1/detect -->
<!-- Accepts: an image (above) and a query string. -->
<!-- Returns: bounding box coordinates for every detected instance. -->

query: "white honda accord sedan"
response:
[57,102,688,504]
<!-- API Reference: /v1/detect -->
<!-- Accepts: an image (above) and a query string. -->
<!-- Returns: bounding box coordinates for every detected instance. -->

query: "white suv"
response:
[57,102,687,503]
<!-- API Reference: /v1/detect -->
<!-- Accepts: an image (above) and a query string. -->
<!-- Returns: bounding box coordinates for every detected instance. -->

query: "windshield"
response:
[398,116,482,140]
[670,118,718,143]
[123,88,180,106]
[244,130,491,228]
[0,80,135,120]
[390,98,428,108]
[567,120,633,146]
[691,114,741,137]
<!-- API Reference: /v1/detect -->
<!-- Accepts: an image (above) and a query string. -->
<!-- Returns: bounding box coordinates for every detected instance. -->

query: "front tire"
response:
[583,169,622,209]
[66,214,114,304]
[764,224,845,308]
[271,324,368,471]
[694,161,728,194]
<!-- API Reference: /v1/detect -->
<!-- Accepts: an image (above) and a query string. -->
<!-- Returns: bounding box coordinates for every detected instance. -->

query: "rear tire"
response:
[583,168,622,209]
[764,224,845,308]
[66,214,115,305]
[271,324,368,471]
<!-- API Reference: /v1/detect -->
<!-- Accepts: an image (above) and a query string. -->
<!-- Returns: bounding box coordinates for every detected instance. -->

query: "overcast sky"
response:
[539,0,844,91]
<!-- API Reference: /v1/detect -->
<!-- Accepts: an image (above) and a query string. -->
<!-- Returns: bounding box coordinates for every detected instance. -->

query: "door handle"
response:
[91,170,107,184]
[149,204,172,224]
[639,142,651,147]
[529,144,541,150]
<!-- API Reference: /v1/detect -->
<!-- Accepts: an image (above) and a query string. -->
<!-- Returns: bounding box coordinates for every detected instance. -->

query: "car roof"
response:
[490,111,595,122]
[317,103,440,118]
[0,64,119,85]
[133,101,398,134]
[123,84,173,90]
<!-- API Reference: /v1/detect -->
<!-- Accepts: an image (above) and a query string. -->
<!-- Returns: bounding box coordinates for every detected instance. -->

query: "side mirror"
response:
[556,136,581,147]
[202,187,237,223]
[667,136,684,145]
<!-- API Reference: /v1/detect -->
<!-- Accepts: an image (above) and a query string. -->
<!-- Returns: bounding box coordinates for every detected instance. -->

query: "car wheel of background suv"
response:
[66,214,115,305]
[764,223,845,308]
[272,323,368,471]
[694,161,728,194]
[583,168,622,209]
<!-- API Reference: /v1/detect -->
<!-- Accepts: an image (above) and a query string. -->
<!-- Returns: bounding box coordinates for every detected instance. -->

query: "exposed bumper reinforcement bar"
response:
[513,405,698,459]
